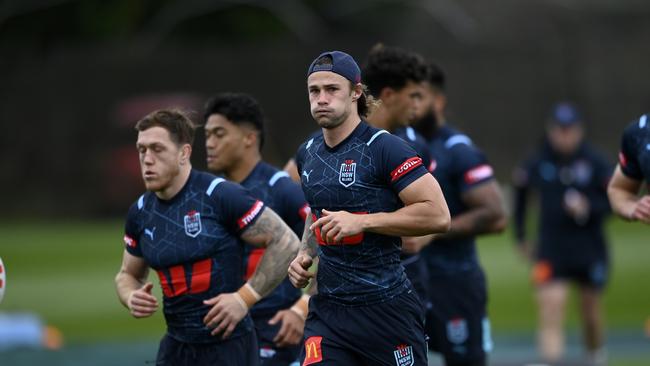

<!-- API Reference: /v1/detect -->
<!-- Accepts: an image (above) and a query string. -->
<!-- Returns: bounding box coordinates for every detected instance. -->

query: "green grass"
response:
[0,217,648,344]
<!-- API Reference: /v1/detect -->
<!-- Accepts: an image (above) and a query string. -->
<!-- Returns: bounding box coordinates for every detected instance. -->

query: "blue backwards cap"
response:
[307,51,361,84]
[550,102,583,126]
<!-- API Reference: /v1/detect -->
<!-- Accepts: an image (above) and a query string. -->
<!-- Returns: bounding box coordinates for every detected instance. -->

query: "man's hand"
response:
[401,234,435,254]
[203,293,248,339]
[268,309,305,347]
[563,188,590,224]
[288,253,314,288]
[127,282,158,318]
[630,195,650,224]
[311,209,365,244]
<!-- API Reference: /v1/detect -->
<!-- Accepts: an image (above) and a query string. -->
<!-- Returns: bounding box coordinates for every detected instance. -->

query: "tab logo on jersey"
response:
[391,157,423,182]
[123,234,137,248]
[184,210,202,238]
[464,164,493,184]
[447,318,469,344]
[303,336,323,365]
[618,152,628,167]
[238,200,264,229]
[339,159,356,187]
[393,344,414,366]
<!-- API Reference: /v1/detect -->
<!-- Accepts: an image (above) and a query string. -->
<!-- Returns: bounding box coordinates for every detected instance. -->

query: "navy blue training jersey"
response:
[512,141,612,265]
[421,125,495,274]
[394,126,434,173]
[619,113,650,183]
[295,121,429,306]
[240,161,309,317]
[123,169,266,343]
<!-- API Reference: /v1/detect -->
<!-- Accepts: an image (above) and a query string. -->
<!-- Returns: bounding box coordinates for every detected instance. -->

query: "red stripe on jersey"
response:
[123,234,137,248]
[189,259,212,294]
[298,203,310,222]
[245,248,265,280]
[156,270,174,297]
[169,265,187,296]
[390,157,423,182]
[0,264,3,274]
[618,152,628,167]
[312,212,367,246]
[464,164,494,184]
[238,200,264,229]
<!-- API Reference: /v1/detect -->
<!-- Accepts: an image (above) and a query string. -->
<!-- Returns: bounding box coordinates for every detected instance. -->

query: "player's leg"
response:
[579,286,605,364]
[536,280,569,362]
[426,270,490,366]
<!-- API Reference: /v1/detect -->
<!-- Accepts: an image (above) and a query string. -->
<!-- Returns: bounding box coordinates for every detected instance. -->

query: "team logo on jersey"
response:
[393,344,414,366]
[184,210,202,238]
[447,318,468,344]
[259,346,276,359]
[123,234,137,248]
[339,159,356,187]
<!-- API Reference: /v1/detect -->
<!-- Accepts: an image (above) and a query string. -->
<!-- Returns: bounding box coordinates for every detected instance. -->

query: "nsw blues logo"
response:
[184,210,202,238]
[339,159,356,187]
[447,318,469,344]
[393,344,414,366]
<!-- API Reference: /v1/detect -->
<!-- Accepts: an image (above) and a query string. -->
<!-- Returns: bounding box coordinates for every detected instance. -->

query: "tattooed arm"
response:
[203,207,300,339]
[288,213,318,288]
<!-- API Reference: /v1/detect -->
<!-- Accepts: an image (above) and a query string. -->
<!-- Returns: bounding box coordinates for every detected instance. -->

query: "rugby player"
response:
[204,92,310,365]
[288,50,450,365]
[412,61,506,366]
[513,102,612,364]
[115,109,300,365]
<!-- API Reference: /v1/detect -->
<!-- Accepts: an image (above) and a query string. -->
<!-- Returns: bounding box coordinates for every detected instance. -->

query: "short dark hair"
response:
[425,61,446,92]
[203,93,265,150]
[135,109,197,145]
[362,44,428,97]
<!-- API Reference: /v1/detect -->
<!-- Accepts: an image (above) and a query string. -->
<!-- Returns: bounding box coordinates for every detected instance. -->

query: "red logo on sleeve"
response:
[464,164,494,184]
[238,200,264,229]
[123,235,137,248]
[618,152,628,167]
[298,203,311,221]
[390,157,423,182]
[303,336,323,365]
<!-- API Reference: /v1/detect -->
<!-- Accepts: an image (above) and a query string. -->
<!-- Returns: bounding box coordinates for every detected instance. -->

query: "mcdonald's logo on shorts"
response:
[303,336,323,365]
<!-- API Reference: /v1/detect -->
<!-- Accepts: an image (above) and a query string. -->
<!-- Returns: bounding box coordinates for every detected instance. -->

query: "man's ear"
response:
[180,144,192,165]
[351,83,364,101]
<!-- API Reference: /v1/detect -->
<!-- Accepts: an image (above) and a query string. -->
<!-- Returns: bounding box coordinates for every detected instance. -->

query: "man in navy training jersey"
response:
[288,50,451,365]
[411,61,506,366]
[204,92,311,365]
[513,102,612,364]
[361,43,434,305]
[608,112,650,224]
[114,109,300,366]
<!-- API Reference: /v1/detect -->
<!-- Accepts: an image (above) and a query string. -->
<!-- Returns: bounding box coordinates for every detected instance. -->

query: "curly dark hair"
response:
[362,43,428,97]
[203,92,265,150]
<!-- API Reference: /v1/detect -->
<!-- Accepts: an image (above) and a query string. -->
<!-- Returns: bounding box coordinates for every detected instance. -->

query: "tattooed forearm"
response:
[300,213,318,258]
[240,208,300,298]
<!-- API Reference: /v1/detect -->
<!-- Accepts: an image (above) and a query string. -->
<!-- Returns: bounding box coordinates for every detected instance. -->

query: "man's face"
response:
[204,114,248,173]
[383,80,423,126]
[547,124,584,155]
[136,127,185,193]
[307,72,357,129]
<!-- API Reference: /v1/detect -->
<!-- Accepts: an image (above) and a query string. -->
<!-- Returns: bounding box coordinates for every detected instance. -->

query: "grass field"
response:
[0,217,648,364]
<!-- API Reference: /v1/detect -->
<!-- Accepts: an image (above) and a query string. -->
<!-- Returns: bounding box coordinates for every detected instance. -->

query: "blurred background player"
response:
[203,92,310,365]
[361,43,433,304]
[411,61,506,366]
[608,112,650,224]
[512,102,612,364]
[114,109,300,366]
[288,50,450,365]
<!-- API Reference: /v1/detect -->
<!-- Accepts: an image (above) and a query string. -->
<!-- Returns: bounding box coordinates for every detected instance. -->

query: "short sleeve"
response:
[123,202,143,257]
[375,133,429,193]
[449,142,495,192]
[272,177,310,237]
[210,181,266,233]
[618,119,644,180]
